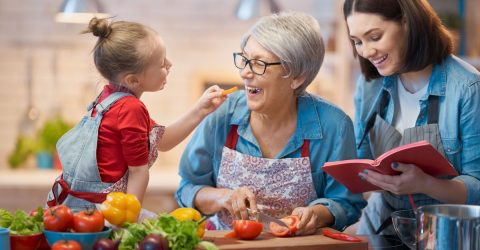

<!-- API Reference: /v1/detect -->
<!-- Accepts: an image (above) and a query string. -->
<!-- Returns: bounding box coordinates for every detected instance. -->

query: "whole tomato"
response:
[73,209,105,232]
[44,205,74,232]
[51,240,81,250]
[232,220,263,240]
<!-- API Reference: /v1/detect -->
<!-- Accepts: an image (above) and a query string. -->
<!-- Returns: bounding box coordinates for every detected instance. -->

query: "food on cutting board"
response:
[231,219,263,240]
[269,215,299,237]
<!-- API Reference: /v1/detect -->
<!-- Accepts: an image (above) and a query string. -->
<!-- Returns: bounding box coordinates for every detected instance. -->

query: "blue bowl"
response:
[43,227,111,250]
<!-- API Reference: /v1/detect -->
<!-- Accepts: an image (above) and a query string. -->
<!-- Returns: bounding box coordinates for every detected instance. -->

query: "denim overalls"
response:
[46,91,163,212]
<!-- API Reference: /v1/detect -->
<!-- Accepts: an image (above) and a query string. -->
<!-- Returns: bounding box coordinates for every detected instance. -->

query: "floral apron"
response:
[357,91,445,236]
[46,92,164,212]
[210,125,317,230]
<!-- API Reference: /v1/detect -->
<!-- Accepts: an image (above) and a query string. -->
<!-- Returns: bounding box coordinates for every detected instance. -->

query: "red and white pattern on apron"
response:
[102,124,165,193]
[215,146,317,227]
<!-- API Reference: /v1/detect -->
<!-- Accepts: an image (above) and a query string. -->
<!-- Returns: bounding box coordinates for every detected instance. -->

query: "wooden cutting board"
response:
[203,228,368,250]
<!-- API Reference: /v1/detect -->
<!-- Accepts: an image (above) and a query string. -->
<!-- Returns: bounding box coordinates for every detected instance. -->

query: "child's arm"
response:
[126,165,149,203]
[157,85,226,152]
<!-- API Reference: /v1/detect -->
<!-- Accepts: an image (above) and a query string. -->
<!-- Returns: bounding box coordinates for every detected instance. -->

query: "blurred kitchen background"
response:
[0,0,479,212]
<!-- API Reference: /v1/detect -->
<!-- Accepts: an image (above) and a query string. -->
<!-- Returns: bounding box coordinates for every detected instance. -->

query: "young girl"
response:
[46,17,227,212]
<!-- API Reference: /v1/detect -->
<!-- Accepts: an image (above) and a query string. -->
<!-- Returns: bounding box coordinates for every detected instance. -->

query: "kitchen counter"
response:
[0,168,181,212]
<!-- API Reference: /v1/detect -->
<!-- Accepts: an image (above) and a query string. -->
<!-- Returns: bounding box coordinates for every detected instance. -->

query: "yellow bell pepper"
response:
[169,207,206,237]
[100,192,141,226]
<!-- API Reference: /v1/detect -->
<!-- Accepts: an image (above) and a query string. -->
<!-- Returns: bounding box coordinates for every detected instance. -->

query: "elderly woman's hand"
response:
[221,186,257,220]
[291,206,320,236]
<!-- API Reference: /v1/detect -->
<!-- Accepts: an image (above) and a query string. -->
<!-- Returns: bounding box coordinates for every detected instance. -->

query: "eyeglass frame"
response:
[233,52,282,75]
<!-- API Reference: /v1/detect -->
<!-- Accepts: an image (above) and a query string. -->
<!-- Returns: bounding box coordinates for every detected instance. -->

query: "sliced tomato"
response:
[269,215,299,237]
[224,231,237,238]
[232,220,263,240]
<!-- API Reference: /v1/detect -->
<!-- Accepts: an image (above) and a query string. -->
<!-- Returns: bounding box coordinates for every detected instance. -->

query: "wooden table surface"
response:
[203,228,368,250]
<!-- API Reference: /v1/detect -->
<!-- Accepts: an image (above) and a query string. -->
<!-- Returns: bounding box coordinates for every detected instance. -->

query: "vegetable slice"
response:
[269,215,299,237]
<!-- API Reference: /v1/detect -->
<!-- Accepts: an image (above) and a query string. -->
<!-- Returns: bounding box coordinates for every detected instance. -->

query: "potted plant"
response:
[9,115,72,169]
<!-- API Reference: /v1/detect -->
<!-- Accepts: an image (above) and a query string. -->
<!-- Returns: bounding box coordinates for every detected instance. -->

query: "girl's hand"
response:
[291,206,319,236]
[194,85,226,117]
[358,163,432,195]
[220,187,257,220]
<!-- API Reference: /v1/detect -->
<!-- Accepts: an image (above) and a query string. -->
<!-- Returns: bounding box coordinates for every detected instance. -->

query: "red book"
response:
[322,140,459,193]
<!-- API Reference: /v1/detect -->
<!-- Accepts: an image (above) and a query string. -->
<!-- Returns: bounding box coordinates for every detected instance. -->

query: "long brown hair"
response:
[343,0,453,81]
[82,17,159,84]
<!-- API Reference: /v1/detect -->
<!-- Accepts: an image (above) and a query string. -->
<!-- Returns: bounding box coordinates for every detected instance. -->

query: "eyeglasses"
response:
[233,53,282,75]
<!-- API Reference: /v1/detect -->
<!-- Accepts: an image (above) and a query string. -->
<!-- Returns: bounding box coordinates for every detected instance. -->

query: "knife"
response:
[247,208,289,232]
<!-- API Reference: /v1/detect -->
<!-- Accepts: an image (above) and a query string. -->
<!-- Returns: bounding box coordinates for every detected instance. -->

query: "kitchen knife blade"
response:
[248,209,290,232]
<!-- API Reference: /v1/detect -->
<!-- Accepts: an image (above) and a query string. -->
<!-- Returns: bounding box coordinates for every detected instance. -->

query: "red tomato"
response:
[52,240,82,250]
[269,215,299,237]
[44,205,74,232]
[232,220,263,240]
[224,231,237,238]
[73,210,105,233]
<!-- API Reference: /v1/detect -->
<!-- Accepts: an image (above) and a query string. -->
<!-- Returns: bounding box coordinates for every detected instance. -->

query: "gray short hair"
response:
[240,12,325,95]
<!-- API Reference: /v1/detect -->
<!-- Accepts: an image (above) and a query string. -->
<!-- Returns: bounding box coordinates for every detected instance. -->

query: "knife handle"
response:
[323,230,362,242]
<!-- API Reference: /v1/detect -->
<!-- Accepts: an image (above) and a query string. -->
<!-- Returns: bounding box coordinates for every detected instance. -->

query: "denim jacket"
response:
[354,55,480,205]
[176,91,367,230]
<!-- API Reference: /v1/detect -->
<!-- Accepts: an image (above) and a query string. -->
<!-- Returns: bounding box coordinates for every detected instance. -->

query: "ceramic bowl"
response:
[10,232,44,250]
[43,227,112,250]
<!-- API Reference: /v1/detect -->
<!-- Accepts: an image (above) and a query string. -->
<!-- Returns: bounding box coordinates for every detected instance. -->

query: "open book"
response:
[322,140,459,193]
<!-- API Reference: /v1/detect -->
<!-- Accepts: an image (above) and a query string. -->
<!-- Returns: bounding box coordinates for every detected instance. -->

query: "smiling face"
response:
[239,38,299,114]
[347,12,407,76]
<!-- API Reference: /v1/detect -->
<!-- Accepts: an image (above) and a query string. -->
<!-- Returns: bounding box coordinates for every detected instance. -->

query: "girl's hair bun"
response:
[86,17,111,38]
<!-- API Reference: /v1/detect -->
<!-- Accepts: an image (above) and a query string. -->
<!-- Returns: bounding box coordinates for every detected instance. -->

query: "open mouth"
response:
[246,86,263,95]
[372,55,388,65]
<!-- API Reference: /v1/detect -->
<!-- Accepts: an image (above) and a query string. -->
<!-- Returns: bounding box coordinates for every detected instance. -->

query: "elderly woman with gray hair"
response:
[175,12,366,235]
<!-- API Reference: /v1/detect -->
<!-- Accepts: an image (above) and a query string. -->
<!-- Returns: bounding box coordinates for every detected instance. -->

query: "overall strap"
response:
[95,92,132,115]
[427,95,440,124]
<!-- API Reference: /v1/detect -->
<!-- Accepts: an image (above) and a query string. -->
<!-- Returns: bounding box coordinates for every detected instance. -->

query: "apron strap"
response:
[300,140,310,157]
[225,125,310,157]
[47,176,108,207]
[427,95,439,124]
[225,125,239,149]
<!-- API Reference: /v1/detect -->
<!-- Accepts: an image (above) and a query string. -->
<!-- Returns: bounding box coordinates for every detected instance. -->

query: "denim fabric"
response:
[175,91,367,230]
[47,92,132,212]
[354,55,480,205]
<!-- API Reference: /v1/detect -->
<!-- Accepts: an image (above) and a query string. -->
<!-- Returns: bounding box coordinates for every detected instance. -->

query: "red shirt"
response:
[94,85,156,182]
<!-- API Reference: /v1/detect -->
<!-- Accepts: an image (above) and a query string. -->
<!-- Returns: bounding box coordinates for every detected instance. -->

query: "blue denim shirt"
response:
[175,91,367,230]
[354,55,480,205]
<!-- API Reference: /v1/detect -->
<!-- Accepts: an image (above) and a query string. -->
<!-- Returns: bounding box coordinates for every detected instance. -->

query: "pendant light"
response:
[235,0,281,20]
[55,0,110,24]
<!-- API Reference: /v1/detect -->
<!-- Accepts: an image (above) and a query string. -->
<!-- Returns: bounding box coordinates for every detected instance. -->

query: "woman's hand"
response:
[194,85,226,117]
[220,187,257,220]
[291,206,319,236]
[358,163,432,195]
